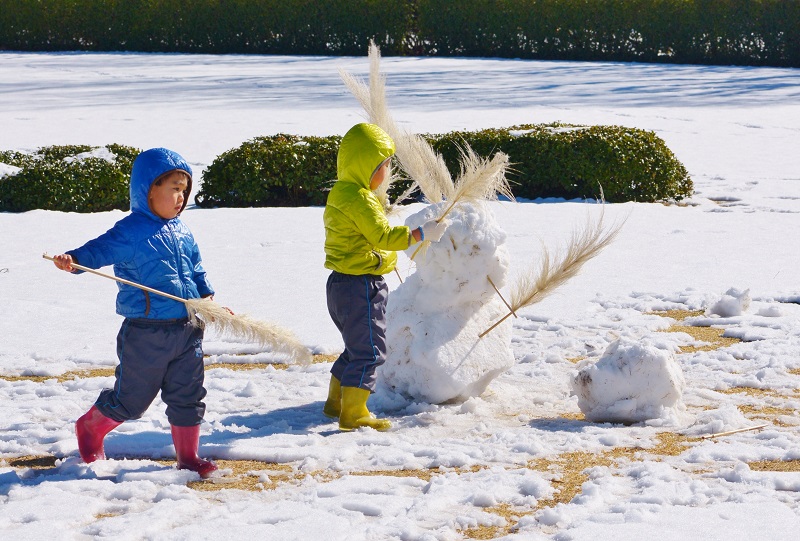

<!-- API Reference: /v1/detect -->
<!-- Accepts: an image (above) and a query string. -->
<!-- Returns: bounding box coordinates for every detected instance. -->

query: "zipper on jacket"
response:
[167,222,188,299]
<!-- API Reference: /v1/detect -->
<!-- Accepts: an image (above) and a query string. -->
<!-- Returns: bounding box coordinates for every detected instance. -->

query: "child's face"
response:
[149,171,189,219]
[369,158,391,190]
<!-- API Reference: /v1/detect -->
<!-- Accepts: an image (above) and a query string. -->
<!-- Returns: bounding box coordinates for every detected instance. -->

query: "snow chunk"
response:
[756,305,783,317]
[0,162,22,179]
[705,287,750,317]
[571,337,687,424]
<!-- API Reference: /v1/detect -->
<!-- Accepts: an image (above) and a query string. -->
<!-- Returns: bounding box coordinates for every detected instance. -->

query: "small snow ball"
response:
[705,287,750,317]
[570,337,686,424]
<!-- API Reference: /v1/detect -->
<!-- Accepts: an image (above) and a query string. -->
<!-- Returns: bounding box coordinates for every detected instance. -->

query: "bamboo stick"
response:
[699,424,769,439]
[478,311,513,339]
[44,253,186,304]
[487,275,516,317]
[42,253,312,363]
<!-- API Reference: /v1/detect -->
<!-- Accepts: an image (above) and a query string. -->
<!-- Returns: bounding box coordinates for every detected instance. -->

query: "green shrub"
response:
[2,1,796,67]
[429,124,693,202]
[195,134,340,208]
[0,144,139,213]
[197,124,692,208]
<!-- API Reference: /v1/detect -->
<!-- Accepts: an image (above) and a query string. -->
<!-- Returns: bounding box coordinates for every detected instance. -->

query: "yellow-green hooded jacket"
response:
[324,123,414,275]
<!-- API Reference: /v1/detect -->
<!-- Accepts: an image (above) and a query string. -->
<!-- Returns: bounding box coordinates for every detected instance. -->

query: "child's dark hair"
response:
[154,169,191,186]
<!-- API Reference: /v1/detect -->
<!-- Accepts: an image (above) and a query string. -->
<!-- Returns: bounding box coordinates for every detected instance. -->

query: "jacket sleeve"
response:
[351,189,411,251]
[66,220,135,271]
[188,235,214,298]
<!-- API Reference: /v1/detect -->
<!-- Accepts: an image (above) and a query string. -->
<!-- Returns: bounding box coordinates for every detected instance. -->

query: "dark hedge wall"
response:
[1,0,797,66]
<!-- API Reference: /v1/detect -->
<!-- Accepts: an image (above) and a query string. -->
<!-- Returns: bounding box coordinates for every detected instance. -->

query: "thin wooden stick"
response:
[43,253,312,363]
[43,253,186,304]
[487,275,516,317]
[436,199,459,224]
[700,424,769,440]
[395,267,404,284]
[478,311,513,339]
[409,239,427,261]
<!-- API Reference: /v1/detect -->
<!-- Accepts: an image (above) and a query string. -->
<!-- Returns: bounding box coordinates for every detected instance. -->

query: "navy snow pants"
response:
[326,271,388,392]
[94,317,207,426]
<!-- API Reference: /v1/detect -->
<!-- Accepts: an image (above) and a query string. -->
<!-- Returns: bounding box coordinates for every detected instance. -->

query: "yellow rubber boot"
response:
[322,375,342,419]
[339,387,391,432]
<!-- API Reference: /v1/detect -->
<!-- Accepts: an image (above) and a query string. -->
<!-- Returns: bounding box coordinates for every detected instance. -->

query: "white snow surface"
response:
[1,52,800,540]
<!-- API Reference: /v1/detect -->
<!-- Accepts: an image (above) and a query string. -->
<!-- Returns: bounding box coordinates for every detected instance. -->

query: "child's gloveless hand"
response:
[52,254,76,272]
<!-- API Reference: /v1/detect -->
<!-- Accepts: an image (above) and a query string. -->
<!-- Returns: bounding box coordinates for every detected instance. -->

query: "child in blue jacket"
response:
[52,147,217,478]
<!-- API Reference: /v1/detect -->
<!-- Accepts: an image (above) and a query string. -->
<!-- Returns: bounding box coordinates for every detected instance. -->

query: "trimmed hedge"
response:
[0,144,139,213]
[416,0,800,67]
[430,124,693,202]
[195,134,340,208]
[196,124,692,208]
[0,126,691,213]
[0,0,413,55]
[1,0,797,67]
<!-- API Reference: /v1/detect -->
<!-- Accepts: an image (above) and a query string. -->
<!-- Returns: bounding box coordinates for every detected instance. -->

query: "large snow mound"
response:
[379,201,515,404]
[570,337,687,425]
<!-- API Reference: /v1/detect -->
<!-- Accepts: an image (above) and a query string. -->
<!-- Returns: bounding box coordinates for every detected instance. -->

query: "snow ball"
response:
[570,337,687,425]
[705,287,750,317]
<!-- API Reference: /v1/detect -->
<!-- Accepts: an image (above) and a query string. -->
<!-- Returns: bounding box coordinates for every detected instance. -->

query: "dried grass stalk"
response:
[439,147,513,222]
[341,43,514,262]
[184,299,312,364]
[339,42,451,204]
[480,209,625,337]
[409,149,513,261]
[43,254,311,364]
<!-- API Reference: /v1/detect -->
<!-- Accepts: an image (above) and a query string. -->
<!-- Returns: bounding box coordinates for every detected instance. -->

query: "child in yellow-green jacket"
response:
[322,123,448,431]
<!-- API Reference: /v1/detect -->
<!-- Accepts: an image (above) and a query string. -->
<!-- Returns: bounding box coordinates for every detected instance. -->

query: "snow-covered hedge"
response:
[196,124,692,208]
[0,145,139,213]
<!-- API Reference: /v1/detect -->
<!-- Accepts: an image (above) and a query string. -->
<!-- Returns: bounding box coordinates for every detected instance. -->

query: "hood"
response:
[337,123,395,190]
[129,148,193,220]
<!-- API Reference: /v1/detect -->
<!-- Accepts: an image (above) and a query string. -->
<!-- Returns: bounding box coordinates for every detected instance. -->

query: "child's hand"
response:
[419,219,450,243]
[203,295,235,316]
[52,254,76,272]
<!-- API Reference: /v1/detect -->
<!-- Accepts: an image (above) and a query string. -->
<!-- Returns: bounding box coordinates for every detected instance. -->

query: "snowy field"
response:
[1,52,800,540]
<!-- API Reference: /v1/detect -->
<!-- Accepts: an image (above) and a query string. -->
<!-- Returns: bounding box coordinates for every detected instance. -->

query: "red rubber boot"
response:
[75,406,122,463]
[171,424,218,479]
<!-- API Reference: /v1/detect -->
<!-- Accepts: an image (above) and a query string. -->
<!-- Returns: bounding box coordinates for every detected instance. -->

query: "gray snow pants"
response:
[94,317,207,426]
[326,271,388,392]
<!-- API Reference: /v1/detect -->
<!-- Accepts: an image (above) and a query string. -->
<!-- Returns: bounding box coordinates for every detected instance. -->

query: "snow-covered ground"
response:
[1,52,800,540]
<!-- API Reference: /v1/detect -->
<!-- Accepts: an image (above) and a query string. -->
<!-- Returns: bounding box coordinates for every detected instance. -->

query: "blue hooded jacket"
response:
[68,148,214,319]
